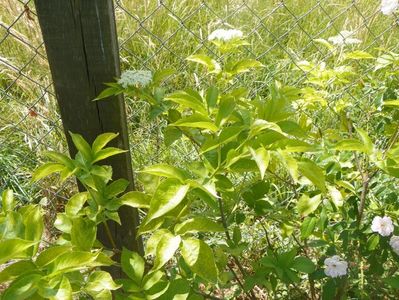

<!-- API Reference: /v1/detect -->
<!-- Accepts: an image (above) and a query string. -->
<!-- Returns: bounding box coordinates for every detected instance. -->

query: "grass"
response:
[1,0,399,198]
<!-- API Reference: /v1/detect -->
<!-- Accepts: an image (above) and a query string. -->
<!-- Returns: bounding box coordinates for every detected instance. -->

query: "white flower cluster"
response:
[371,216,394,236]
[324,255,348,278]
[323,216,398,278]
[371,216,399,255]
[381,0,399,15]
[208,28,243,41]
[390,236,399,255]
[118,70,152,88]
[328,30,362,46]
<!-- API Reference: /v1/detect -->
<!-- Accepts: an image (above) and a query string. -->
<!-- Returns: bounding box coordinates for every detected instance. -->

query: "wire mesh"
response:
[1,0,399,205]
[114,0,399,183]
[0,0,73,221]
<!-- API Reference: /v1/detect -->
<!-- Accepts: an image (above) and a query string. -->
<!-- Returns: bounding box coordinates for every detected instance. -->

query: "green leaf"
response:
[65,192,88,217]
[384,100,399,107]
[186,54,221,74]
[0,260,38,284]
[171,114,218,132]
[92,147,127,163]
[146,179,190,223]
[0,239,37,264]
[334,139,367,152]
[20,205,44,255]
[137,217,164,236]
[2,189,14,212]
[145,229,171,257]
[174,217,224,235]
[249,119,284,138]
[142,270,164,291]
[2,273,41,300]
[277,151,298,181]
[157,278,190,300]
[53,276,73,300]
[105,211,121,225]
[165,91,207,115]
[152,68,175,84]
[146,281,170,299]
[301,217,317,239]
[32,163,65,182]
[105,179,130,198]
[233,226,242,245]
[322,279,336,300]
[206,86,219,108]
[69,132,93,162]
[356,127,374,155]
[94,86,123,100]
[92,133,119,154]
[367,234,380,251]
[291,257,316,273]
[54,213,72,233]
[44,151,74,169]
[86,271,121,292]
[232,59,263,74]
[107,191,151,211]
[249,147,270,180]
[277,248,297,268]
[86,289,112,300]
[217,97,236,128]
[50,251,102,274]
[263,82,297,122]
[35,245,71,268]
[89,165,113,183]
[71,218,96,251]
[106,191,151,210]
[344,50,374,60]
[298,161,326,192]
[328,186,343,207]
[59,166,79,182]
[181,238,218,283]
[375,53,399,70]
[297,194,322,216]
[141,164,188,182]
[117,279,141,293]
[121,248,145,284]
[313,38,334,50]
[164,126,182,146]
[153,233,181,270]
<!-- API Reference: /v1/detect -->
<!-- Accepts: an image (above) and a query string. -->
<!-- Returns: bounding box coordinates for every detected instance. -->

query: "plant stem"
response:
[103,220,117,250]
[357,172,369,227]
[291,235,316,300]
[260,221,277,259]
[217,196,256,300]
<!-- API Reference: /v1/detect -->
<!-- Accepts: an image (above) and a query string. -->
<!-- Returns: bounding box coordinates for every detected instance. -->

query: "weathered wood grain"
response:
[34,0,143,269]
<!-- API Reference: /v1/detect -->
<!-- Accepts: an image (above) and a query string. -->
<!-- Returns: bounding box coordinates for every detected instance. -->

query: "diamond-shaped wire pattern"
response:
[1,0,399,206]
[114,0,399,182]
[0,0,73,217]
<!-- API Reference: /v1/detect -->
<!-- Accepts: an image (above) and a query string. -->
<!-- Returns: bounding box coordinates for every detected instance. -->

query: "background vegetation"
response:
[1,0,399,298]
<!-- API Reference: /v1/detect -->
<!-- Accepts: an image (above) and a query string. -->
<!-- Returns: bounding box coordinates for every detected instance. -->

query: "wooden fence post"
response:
[34,0,143,262]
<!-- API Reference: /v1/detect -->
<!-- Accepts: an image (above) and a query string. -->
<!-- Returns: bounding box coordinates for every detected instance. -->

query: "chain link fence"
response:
[1,0,398,206]
[0,0,70,222]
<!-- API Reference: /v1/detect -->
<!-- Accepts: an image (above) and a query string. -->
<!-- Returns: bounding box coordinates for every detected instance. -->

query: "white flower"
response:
[324,255,348,278]
[328,30,362,46]
[381,0,399,15]
[118,70,152,88]
[208,29,243,41]
[390,235,399,255]
[371,216,394,236]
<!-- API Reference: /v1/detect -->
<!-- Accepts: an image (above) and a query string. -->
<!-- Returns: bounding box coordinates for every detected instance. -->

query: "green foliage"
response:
[3,26,399,299]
